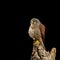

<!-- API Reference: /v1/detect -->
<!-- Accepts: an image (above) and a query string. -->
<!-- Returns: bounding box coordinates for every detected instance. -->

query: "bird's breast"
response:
[29,27,35,35]
[28,27,41,39]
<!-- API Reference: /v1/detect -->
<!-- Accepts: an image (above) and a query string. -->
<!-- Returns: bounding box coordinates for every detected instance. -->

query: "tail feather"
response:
[39,37,45,49]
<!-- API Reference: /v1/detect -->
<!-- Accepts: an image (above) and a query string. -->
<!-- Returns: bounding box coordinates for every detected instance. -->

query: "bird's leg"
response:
[33,40,40,48]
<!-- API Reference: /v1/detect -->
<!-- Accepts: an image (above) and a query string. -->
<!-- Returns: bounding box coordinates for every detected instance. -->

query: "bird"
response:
[28,18,46,48]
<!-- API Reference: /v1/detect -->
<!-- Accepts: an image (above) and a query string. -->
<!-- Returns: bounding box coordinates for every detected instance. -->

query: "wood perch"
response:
[31,39,56,60]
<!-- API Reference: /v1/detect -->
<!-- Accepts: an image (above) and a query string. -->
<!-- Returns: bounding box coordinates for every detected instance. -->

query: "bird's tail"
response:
[39,37,45,49]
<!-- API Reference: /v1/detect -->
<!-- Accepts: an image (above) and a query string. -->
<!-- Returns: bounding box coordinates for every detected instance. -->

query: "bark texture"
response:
[30,39,56,60]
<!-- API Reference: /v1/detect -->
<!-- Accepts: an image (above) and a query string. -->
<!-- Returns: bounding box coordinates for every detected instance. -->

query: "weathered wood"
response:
[30,39,56,60]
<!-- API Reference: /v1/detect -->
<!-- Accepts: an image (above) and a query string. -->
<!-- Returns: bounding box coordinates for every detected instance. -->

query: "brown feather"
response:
[39,23,46,39]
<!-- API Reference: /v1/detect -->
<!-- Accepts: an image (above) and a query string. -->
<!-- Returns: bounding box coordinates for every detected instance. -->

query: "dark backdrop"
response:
[15,16,59,60]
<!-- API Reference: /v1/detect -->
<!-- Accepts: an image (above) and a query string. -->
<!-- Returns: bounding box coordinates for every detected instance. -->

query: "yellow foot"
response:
[33,40,40,46]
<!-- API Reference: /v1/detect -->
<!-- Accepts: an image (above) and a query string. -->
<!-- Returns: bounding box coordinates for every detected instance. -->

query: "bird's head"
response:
[30,18,40,25]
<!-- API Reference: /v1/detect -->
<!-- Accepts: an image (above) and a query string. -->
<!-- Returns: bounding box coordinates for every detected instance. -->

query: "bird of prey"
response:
[28,18,45,40]
[28,18,46,48]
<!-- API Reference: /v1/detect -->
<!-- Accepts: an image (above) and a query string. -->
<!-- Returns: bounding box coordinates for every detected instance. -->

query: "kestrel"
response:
[28,18,45,40]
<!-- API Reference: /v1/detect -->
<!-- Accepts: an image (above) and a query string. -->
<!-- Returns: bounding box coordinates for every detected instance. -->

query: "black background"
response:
[1,1,60,60]
[15,16,59,60]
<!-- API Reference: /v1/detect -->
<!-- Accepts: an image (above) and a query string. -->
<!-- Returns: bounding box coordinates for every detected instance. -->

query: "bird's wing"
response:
[39,23,46,39]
